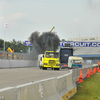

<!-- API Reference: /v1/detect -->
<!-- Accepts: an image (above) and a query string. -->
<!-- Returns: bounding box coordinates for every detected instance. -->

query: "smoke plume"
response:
[29,31,60,55]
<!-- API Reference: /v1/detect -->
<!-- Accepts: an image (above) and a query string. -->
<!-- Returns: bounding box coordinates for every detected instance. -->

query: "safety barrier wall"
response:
[0,60,38,68]
[0,65,97,100]
[0,70,76,100]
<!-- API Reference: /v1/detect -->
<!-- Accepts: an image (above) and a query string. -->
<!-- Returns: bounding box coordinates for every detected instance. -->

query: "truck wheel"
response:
[40,66,42,69]
[42,67,47,70]
[39,65,40,69]
[57,68,60,70]
[54,68,59,70]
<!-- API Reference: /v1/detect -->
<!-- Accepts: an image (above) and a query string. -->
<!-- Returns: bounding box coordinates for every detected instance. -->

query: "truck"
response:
[38,51,60,70]
[59,47,73,68]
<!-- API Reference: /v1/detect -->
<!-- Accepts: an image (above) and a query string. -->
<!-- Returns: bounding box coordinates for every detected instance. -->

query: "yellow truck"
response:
[38,51,60,70]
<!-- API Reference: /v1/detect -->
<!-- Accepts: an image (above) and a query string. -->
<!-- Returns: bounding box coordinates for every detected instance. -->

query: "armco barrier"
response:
[0,65,97,100]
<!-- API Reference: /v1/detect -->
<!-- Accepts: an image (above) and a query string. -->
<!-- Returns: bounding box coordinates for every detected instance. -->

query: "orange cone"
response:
[86,69,90,78]
[94,68,96,73]
[90,68,93,75]
[78,70,83,83]
[95,68,97,72]
[98,68,100,72]
[96,67,97,72]
[93,68,96,74]
[97,67,99,71]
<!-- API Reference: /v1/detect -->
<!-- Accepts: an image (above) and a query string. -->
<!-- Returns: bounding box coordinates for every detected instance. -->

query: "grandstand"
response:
[73,41,100,64]
[74,47,100,56]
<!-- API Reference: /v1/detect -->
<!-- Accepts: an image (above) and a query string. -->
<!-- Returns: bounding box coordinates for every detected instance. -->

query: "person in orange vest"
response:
[98,61,100,69]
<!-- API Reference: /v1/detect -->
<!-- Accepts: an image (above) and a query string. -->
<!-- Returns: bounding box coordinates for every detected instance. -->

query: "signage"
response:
[4,23,8,28]
[59,41,100,47]
[25,41,33,46]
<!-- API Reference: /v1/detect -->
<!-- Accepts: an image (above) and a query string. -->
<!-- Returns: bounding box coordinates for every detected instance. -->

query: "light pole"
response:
[90,34,92,40]
[97,34,98,40]
[4,28,5,51]
[79,34,80,41]
[4,23,8,52]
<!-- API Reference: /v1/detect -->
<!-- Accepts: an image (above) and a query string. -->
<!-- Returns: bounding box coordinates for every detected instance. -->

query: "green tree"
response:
[0,39,4,50]
[5,41,11,51]
[61,39,66,41]
[0,39,28,53]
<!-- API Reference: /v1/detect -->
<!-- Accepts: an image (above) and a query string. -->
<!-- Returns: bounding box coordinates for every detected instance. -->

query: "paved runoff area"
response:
[0,67,69,89]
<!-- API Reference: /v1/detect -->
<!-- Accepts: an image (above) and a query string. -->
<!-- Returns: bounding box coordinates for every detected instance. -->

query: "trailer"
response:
[59,47,73,68]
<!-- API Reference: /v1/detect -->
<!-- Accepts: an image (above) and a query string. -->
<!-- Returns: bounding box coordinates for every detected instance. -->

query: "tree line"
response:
[0,39,29,53]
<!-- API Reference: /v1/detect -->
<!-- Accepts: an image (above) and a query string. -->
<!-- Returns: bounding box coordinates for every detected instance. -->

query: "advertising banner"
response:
[60,41,100,47]
[25,41,33,46]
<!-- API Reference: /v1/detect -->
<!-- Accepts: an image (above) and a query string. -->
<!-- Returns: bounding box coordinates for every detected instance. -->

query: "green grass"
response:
[70,72,100,100]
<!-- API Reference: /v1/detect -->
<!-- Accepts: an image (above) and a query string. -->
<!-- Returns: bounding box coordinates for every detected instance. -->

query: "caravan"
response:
[68,56,83,68]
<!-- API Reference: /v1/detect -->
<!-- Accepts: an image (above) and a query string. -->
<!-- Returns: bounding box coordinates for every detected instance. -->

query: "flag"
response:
[4,23,8,28]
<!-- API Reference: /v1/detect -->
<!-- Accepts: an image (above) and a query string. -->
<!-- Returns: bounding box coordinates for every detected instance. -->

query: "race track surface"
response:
[0,67,69,89]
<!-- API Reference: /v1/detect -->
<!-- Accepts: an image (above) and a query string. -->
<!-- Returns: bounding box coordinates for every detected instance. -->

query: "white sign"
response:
[4,23,8,28]
[60,41,100,47]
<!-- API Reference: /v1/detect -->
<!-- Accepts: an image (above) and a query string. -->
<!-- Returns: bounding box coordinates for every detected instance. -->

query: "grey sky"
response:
[0,0,100,42]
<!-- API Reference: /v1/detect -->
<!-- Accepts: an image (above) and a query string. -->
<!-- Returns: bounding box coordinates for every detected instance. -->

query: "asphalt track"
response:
[0,67,69,89]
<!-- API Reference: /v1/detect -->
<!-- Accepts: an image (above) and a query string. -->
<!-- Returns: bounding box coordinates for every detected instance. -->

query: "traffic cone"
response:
[86,69,90,78]
[95,67,96,72]
[94,68,96,73]
[90,68,93,75]
[96,67,98,71]
[78,70,83,83]
[95,67,97,72]
[98,68,100,72]
[97,67,99,71]
[93,68,96,74]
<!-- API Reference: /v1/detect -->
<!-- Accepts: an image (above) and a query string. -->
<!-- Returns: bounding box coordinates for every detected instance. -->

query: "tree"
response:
[61,39,66,41]
[0,39,4,50]
[5,41,11,51]
[0,39,28,53]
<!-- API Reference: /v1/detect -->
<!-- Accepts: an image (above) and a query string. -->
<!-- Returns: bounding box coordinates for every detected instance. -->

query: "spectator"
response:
[13,49,15,52]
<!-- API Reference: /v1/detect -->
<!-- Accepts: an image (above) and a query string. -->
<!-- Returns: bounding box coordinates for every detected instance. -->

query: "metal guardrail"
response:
[0,51,34,60]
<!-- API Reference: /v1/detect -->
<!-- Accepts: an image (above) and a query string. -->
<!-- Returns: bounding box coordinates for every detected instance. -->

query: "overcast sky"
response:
[0,0,100,42]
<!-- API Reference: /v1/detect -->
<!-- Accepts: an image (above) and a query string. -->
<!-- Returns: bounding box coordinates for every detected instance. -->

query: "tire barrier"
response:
[0,65,98,100]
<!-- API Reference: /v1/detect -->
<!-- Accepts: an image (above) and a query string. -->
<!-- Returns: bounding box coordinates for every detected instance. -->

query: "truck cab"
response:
[38,51,60,70]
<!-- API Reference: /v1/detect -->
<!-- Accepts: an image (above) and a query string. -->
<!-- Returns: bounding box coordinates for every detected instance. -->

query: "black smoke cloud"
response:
[29,31,60,54]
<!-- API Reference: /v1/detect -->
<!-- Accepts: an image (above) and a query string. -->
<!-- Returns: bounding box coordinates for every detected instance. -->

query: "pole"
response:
[4,29,5,52]
[29,47,30,54]
[79,34,80,41]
